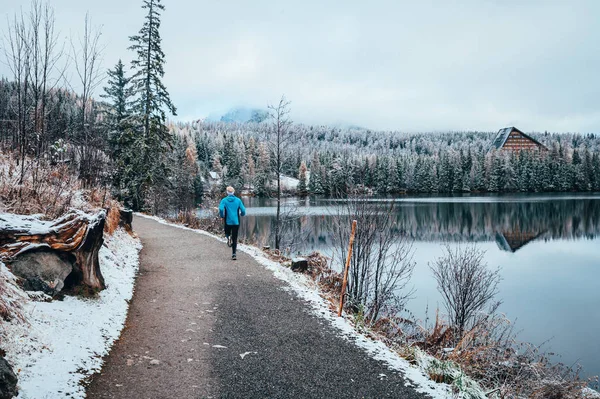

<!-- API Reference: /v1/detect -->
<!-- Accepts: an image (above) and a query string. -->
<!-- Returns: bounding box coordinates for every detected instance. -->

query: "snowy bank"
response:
[136,213,453,398]
[0,228,141,398]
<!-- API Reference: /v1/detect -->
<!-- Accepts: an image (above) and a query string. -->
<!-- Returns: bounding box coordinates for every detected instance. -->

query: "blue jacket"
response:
[219,195,246,225]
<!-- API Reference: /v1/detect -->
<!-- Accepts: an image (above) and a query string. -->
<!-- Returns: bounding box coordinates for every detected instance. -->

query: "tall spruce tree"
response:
[127,0,177,210]
[102,60,131,132]
[102,60,133,191]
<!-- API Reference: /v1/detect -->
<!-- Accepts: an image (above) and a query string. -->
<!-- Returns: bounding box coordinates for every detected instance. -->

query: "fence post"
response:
[338,220,357,317]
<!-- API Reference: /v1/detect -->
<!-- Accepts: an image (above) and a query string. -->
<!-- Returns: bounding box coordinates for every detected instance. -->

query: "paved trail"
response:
[86,215,430,399]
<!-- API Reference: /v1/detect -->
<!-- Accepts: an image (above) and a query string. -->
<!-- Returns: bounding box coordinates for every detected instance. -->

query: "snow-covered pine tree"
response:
[487,154,501,192]
[127,0,177,210]
[308,152,324,195]
[297,161,308,196]
[102,60,132,133]
[244,139,256,191]
[593,152,600,190]
[375,156,389,194]
[254,142,270,196]
[395,158,406,192]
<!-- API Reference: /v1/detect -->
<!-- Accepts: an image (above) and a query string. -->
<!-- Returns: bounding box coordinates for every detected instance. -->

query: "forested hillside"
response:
[177,120,600,197]
[0,0,187,216]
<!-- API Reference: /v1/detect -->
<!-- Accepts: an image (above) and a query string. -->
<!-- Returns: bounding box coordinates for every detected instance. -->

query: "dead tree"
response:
[266,95,293,250]
[332,197,415,325]
[2,1,66,199]
[27,0,65,190]
[0,210,107,291]
[70,13,104,186]
[3,10,31,187]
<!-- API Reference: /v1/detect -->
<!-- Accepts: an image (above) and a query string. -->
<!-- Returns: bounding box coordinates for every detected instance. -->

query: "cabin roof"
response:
[494,231,545,252]
[490,126,546,150]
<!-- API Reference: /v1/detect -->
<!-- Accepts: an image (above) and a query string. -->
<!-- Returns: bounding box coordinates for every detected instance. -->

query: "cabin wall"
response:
[501,131,541,151]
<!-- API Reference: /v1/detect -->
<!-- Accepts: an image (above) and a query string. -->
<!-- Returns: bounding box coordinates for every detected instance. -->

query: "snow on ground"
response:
[136,213,452,398]
[276,174,299,190]
[0,229,141,399]
[0,213,52,234]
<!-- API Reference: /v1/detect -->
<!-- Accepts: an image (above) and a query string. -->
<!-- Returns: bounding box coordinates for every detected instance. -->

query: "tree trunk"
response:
[0,210,107,291]
[275,152,281,250]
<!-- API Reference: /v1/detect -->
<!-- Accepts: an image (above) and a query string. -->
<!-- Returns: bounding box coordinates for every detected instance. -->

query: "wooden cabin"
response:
[491,127,547,152]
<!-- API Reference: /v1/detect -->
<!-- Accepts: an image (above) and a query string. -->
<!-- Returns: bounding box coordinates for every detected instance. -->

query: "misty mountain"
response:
[207,107,269,124]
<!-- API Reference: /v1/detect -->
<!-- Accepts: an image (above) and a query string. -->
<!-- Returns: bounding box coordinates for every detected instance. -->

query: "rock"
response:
[149,359,160,365]
[291,258,308,273]
[0,356,18,399]
[9,249,76,295]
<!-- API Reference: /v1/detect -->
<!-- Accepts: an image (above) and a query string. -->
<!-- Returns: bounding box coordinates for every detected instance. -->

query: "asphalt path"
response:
[86,215,431,399]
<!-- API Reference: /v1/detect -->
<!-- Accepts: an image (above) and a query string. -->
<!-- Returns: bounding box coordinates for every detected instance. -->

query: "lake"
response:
[231,193,600,384]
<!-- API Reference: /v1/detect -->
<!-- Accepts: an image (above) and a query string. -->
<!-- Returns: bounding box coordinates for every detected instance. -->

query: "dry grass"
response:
[0,268,25,324]
[529,381,589,399]
[104,201,122,236]
[305,252,343,296]
[172,210,201,229]
[397,309,596,398]
[300,259,598,397]
[0,151,112,219]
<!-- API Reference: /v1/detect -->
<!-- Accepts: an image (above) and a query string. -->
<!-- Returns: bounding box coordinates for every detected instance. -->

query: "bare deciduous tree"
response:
[2,0,65,199]
[429,244,501,339]
[333,197,415,325]
[3,9,31,185]
[27,0,65,190]
[70,12,105,186]
[267,95,293,250]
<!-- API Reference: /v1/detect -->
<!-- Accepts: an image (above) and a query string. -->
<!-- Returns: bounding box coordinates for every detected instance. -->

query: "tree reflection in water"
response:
[237,196,600,254]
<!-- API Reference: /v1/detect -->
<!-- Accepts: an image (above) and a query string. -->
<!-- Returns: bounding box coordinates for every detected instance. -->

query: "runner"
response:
[218,186,246,260]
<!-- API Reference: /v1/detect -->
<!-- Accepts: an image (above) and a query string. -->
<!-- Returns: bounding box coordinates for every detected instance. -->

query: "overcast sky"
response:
[1,0,599,132]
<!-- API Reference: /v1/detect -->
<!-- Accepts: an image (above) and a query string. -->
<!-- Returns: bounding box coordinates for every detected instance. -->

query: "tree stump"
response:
[0,210,107,292]
[119,208,133,231]
[291,258,308,273]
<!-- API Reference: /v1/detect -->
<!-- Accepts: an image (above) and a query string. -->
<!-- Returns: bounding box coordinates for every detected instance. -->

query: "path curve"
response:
[86,215,431,398]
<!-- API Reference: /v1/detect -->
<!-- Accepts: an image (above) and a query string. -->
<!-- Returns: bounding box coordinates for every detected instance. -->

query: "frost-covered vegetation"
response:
[0,0,185,215]
[176,120,600,197]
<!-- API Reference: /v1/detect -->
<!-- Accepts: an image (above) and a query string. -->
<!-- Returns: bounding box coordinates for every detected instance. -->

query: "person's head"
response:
[226,186,235,196]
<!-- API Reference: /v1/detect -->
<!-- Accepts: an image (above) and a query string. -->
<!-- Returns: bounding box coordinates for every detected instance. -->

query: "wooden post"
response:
[338,220,357,317]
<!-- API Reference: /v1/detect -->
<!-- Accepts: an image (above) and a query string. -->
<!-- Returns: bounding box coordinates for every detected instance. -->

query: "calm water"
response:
[226,194,600,382]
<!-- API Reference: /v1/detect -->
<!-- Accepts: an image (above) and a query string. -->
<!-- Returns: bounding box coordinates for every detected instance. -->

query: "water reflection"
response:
[235,195,600,252]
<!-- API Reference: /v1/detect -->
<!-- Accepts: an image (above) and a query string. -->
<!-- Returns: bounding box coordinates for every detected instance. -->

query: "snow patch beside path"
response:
[0,229,141,399]
[136,213,452,398]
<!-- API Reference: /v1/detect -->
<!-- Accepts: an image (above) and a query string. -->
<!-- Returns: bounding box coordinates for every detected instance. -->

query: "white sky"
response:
[1,0,599,132]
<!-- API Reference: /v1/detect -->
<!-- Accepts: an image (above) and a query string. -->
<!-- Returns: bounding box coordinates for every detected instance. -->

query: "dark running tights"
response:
[224,224,239,254]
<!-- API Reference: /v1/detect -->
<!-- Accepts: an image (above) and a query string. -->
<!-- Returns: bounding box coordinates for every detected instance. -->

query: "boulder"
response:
[9,249,76,295]
[0,356,18,399]
[291,257,308,273]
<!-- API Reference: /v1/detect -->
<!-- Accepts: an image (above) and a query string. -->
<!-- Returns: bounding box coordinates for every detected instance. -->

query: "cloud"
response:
[1,0,599,132]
